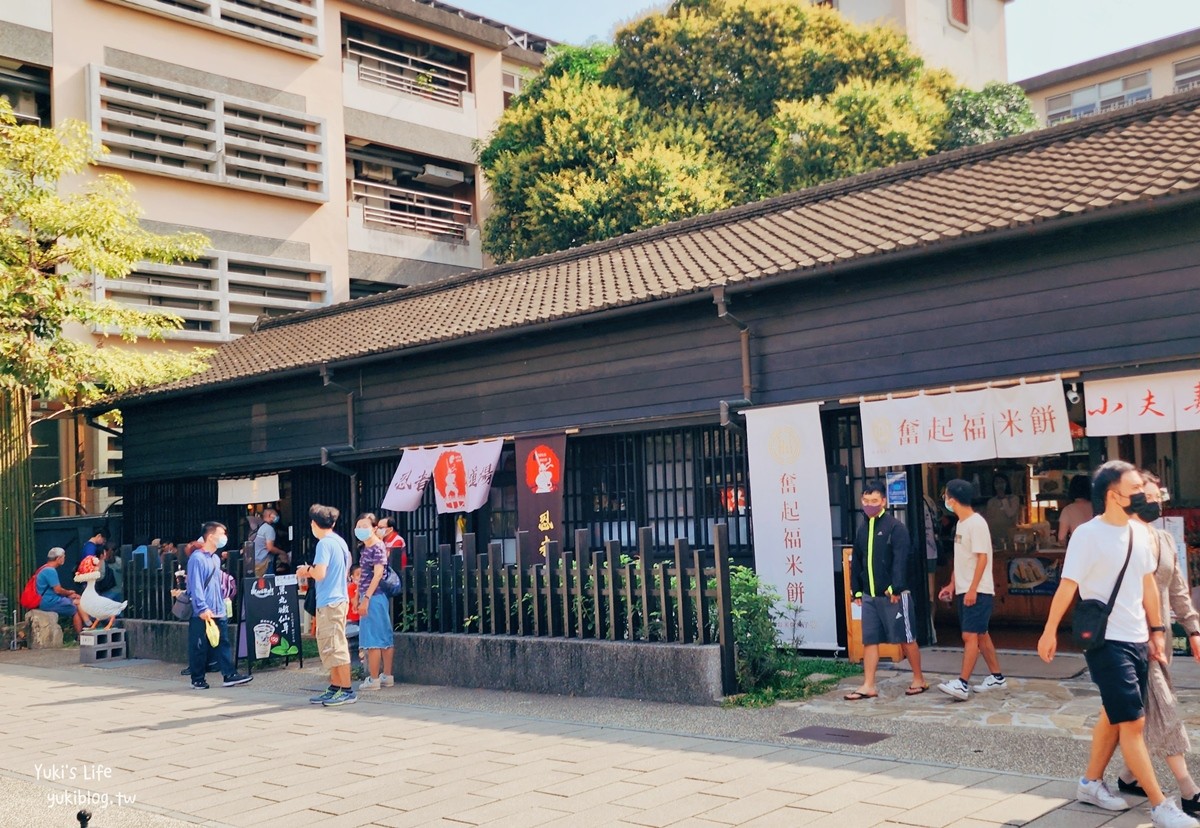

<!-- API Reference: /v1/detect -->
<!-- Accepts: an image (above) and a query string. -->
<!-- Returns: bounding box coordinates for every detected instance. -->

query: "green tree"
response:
[480,74,730,262]
[477,0,1036,261]
[512,43,618,105]
[0,100,211,608]
[940,81,1039,151]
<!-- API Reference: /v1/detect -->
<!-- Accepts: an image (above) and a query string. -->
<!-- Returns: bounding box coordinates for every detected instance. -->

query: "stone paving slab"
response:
[0,652,1191,827]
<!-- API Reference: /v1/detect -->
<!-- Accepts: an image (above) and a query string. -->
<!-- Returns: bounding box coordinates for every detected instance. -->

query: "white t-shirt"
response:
[953,512,995,595]
[1061,517,1154,643]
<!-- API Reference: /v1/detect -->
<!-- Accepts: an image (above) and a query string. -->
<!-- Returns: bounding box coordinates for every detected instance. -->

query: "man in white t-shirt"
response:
[1039,461,1197,828]
[936,478,1006,701]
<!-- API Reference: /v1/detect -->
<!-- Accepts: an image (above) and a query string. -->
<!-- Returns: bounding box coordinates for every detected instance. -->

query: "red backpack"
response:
[19,565,49,610]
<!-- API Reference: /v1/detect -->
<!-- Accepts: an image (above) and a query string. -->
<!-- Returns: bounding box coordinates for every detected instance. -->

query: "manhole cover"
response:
[783,726,890,746]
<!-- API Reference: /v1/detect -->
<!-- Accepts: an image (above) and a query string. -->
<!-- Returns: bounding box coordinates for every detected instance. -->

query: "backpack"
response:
[20,565,49,610]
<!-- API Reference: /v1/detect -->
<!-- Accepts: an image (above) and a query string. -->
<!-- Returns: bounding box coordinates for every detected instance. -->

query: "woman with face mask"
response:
[1115,471,1200,815]
[354,512,395,690]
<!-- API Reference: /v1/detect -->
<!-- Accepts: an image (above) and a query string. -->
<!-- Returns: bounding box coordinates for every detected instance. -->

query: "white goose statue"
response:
[75,556,127,629]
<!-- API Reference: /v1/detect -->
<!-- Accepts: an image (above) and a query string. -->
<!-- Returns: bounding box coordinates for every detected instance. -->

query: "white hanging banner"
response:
[380,439,504,514]
[745,402,837,651]
[861,380,1070,466]
[991,381,1073,457]
[217,475,280,505]
[1086,370,1200,436]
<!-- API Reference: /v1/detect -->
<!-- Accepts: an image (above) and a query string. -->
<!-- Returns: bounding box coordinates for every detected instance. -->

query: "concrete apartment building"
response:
[817,0,1011,88]
[1018,27,1200,126]
[1,0,549,515]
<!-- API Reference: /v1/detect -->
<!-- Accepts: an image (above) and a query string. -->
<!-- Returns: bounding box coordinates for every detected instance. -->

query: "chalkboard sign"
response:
[242,574,302,667]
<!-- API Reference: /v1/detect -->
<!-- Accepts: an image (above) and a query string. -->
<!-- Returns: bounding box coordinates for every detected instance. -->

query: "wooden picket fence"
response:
[395,524,737,695]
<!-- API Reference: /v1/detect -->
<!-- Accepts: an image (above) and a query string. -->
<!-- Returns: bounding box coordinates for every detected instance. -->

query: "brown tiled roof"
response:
[125,89,1200,402]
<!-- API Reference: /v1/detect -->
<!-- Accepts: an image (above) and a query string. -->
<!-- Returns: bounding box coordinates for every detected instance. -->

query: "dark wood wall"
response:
[120,204,1200,481]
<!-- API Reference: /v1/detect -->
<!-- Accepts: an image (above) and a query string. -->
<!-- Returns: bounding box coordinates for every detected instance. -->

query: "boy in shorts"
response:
[937,478,1006,700]
[297,504,355,707]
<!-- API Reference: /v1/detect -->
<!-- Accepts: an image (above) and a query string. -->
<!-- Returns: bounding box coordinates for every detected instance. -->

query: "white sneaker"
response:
[973,674,1007,692]
[1076,778,1131,811]
[359,676,379,691]
[937,679,970,701]
[379,674,395,688]
[1151,799,1200,828]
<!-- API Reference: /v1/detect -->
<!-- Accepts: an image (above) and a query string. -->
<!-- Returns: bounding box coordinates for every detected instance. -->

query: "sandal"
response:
[905,684,930,696]
[843,690,878,701]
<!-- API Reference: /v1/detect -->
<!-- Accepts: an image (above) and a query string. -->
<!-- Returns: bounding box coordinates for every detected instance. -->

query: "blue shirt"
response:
[186,549,225,618]
[35,566,62,609]
[313,533,350,607]
[254,522,277,566]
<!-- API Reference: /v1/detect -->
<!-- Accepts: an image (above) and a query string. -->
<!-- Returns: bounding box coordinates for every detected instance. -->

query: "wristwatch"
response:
[1150,625,1167,633]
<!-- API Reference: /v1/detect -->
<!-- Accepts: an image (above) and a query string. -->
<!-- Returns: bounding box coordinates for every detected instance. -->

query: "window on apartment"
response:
[98,251,331,341]
[100,0,323,55]
[0,64,51,126]
[343,20,472,108]
[502,71,525,108]
[1045,70,1152,125]
[1175,56,1200,94]
[948,0,968,29]
[91,65,327,200]
[346,141,475,241]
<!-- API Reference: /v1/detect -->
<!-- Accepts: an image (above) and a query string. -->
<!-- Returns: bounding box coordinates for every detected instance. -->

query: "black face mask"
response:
[1134,500,1162,523]
[1123,492,1148,517]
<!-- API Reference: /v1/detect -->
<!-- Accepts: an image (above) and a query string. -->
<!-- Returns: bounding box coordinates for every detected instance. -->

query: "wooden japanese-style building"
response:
[106,89,1200,650]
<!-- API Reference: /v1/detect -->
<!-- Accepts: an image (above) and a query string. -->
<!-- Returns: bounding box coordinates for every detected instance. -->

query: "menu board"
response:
[242,574,302,664]
[1007,556,1061,596]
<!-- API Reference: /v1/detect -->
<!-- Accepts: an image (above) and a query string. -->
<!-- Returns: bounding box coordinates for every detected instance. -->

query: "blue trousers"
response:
[188,616,234,681]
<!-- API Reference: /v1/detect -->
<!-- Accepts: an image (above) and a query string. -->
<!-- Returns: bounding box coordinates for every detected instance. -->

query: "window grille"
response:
[100,0,323,55]
[90,65,327,201]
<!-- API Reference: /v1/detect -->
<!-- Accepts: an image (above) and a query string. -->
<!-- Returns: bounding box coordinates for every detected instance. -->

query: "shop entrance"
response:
[924,437,1105,651]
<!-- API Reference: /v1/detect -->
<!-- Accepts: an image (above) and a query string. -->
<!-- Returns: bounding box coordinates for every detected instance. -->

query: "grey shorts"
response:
[861,593,916,645]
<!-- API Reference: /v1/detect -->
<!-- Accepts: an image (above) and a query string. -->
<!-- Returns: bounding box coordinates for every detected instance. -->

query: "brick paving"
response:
[0,652,1191,827]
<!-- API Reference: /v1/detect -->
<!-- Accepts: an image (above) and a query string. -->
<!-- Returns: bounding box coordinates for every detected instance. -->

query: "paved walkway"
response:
[0,649,1196,827]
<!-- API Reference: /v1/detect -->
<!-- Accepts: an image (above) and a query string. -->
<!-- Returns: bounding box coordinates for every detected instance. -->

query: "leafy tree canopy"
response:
[0,100,212,403]
[478,0,1037,262]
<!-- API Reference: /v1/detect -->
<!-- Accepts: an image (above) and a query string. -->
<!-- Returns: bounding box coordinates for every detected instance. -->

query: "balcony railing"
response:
[351,179,473,240]
[1175,78,1200,94]
[345,37,469,107]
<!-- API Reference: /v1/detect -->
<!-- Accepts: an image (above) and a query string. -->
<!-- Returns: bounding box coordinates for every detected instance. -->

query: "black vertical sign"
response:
[515,433,567,567]
[242,574,302,666]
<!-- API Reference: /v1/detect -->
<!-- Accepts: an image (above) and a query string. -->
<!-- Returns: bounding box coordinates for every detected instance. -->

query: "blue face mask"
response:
[216,535,228,549]
[354,528,373,542]
[944,500,954,513]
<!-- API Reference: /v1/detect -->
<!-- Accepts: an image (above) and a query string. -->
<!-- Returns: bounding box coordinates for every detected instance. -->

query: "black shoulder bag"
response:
[1072,528,1134,652]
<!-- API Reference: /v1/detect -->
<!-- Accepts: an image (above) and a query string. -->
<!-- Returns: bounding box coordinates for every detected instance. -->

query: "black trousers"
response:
[188,616,234,681]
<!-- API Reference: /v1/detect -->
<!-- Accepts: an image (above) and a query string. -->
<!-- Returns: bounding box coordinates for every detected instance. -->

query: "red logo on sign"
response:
[434,450,467,510]
[525,445,561,494]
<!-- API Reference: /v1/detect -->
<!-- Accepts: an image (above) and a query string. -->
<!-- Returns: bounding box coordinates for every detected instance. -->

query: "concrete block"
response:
[26,609,63,650]
[80,641,126,663]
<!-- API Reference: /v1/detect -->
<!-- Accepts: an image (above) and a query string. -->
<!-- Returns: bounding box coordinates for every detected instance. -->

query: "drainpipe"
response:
[319,365,358,521]
[712,286,753,432]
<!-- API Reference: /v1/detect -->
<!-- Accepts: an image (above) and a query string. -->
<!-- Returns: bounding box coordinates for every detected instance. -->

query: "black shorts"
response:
[955,593,994,634]
[1085,639,1148,725]
[861,593,916,645]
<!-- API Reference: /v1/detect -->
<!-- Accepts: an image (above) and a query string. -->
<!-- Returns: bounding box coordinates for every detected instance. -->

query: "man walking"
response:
[253,507,287,578]
[1039,461,1198,828]
[937,478,1006,700]
[297,504,355,707]
[186,522,252,690]
[845,481,927,699]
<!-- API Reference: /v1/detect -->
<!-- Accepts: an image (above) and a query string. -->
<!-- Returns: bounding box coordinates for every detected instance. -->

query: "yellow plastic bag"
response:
[205,618,221,648]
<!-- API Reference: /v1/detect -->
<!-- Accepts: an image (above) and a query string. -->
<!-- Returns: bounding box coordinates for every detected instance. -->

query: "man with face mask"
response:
[1038,461,1198,828]
[253,507,287,578]
[186,521,252,690]
[845,481,927,700]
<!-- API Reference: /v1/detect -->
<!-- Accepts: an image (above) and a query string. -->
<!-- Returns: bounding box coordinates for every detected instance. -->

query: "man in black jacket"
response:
[845,480,928,700]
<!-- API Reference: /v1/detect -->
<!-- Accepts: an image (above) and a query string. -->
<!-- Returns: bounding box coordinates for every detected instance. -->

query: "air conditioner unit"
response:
[359,161,393,182]
[414,163,465,188]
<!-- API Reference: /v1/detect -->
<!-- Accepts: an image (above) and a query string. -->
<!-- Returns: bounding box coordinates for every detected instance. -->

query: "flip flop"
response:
[905,684,930,696]
[843,690,878,700]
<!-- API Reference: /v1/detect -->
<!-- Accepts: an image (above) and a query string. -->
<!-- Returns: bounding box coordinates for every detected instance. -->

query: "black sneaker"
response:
[191,679,210,690]
[222,674,253,688]
[1182,794,1200,815]
[1118,778,1148,798]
